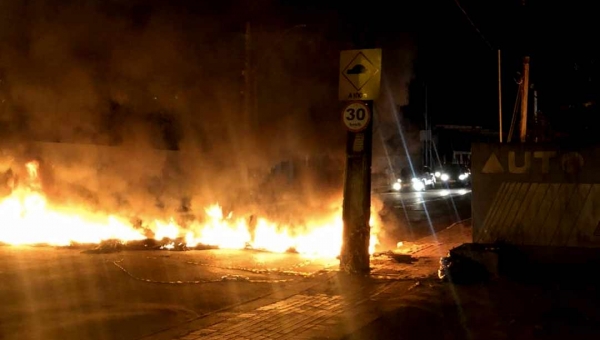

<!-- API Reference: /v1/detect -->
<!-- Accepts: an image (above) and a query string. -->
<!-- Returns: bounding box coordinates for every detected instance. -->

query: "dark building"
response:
[432,125,499,168]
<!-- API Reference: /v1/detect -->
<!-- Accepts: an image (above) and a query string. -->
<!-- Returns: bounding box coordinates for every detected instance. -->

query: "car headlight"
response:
[411,177,419,183]
[441,174,449,181]
[435,172,441,178]
[412,180,425,191]
[459,174,466,180]
[392,182,401,191]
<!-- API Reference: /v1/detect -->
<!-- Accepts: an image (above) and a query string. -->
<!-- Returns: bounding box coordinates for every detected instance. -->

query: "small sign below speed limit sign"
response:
[342,101,371,132]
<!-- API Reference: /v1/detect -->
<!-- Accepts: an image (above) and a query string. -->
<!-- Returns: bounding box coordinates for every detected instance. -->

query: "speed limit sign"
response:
[342,102,371,132]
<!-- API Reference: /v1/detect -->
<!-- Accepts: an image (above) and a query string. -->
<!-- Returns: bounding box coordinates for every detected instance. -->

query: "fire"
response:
[0,161,380,257]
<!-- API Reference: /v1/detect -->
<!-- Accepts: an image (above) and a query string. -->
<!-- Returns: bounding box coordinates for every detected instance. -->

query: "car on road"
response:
[434,164,471,188]
[391,167,436,192]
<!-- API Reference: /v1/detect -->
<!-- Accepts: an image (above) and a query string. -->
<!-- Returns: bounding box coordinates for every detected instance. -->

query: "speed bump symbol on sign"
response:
[342,102,371,132]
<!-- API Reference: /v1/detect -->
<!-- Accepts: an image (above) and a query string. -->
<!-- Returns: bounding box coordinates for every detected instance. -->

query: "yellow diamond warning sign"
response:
[343,53,375,90]
[339,49,381,101]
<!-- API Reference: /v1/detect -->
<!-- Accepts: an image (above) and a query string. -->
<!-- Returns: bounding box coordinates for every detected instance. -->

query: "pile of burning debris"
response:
[66,238,304,254]
[1,160,382,258]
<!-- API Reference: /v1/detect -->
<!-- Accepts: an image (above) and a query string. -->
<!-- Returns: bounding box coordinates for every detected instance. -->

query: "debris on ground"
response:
[81,237,192,253]
[123,238,161,250]
[389,253,416,264]
[221,274,250,282]
[373,250,416,264]
[393,241,430,255]
[438,253,490,283]
[437,243,501,284]
[158,238,188,251]
[438,241,600,285]
[81,239,123,254]
[407,281,421,291]
[191,244,219,250]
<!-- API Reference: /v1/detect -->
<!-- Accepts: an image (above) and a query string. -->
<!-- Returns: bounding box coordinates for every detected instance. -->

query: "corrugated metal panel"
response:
[472,143,600,247]
[479,181,600,247]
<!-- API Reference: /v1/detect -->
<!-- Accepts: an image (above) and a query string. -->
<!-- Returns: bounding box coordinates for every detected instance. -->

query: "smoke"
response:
[0,0,416,233]
[0,0,340,223]
[372,43,421,179]
[0,1,235,219]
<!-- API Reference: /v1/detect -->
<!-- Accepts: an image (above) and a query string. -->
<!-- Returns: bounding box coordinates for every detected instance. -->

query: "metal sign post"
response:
[338,49,381,274]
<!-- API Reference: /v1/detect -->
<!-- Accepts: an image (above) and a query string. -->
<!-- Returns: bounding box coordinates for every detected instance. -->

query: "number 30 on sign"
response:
[342,102,371,132]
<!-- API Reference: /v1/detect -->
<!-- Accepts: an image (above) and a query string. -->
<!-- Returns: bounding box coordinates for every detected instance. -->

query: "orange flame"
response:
[0,161,380,257]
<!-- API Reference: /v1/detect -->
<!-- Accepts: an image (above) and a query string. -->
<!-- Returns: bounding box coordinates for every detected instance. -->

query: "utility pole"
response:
[519,56,530,143]
[339,30,381,274]
[519,0,530,143]
[498,49,503,143]
[424,84,429,168]
[533,88,538,143]
[427,87,432,167]
[340,100,374,274]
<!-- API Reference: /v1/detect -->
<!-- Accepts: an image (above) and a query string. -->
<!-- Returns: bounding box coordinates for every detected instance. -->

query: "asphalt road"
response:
[376,188,472,247]
[0,189,472,340]
[0,247,337,340]
[378,188,471,207]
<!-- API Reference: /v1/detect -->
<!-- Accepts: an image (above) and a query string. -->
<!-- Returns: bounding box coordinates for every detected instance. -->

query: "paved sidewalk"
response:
[149,272,428,340]
[166,278,415,340]
[145,222,471,340]
[178,294,350,340]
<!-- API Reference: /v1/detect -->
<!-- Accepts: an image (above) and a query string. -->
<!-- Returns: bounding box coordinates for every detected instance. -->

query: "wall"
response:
[472,143,600,247]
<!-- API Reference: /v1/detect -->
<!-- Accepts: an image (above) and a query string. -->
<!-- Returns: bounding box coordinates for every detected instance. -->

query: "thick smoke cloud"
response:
[0,0,346,223]
[1,1,248,220]
[0,0,415,230]
[372,43,421,185]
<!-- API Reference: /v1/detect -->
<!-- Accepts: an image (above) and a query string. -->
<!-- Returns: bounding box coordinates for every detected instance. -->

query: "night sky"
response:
[402,0,600,135]
[1,0,598,149]
[263,0,600,135]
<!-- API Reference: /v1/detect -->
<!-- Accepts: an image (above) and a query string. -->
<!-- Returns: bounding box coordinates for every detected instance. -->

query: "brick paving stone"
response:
[164,276,413,340]
[173,293,357,340]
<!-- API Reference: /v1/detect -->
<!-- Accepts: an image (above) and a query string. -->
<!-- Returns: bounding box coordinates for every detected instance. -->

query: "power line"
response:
[452,0,494,50]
